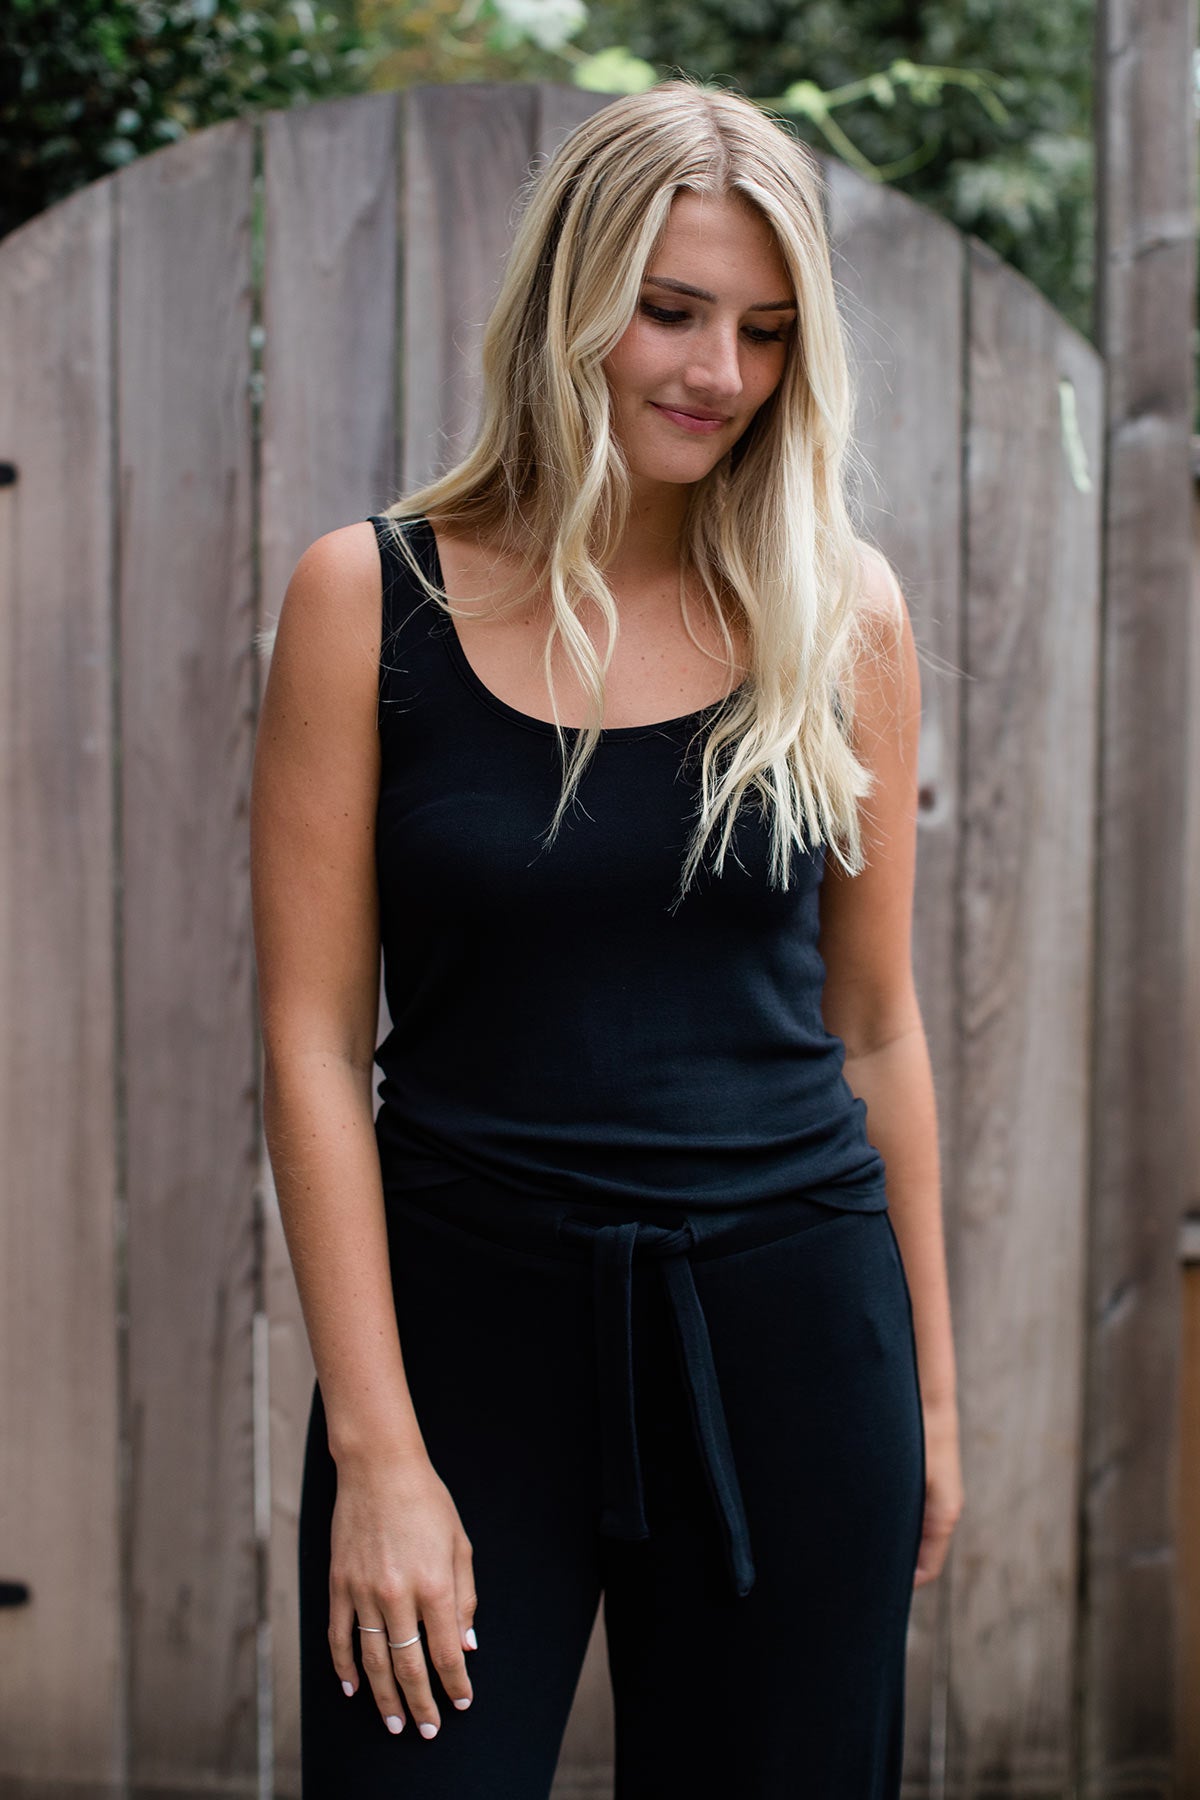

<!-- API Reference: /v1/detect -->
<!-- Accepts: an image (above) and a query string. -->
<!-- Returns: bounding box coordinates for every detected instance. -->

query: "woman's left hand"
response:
[913,1396,964,1589]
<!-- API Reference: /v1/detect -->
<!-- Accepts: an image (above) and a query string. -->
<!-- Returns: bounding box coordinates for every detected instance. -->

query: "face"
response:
[600,189,796,492]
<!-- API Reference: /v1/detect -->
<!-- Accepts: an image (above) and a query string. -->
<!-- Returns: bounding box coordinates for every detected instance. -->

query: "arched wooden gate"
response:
[0,77,1141,1799]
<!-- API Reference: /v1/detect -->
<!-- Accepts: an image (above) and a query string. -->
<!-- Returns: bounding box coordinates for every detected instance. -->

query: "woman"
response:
[251,75,963,1799]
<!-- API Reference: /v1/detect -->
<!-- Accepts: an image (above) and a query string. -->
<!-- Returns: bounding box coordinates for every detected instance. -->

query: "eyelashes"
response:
[638,301,789,345]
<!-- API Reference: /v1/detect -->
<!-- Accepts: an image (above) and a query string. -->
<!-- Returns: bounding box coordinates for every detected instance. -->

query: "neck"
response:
[601,483,691,586]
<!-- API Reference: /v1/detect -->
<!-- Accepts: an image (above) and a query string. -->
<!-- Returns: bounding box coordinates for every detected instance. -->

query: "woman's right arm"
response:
[249,524,477,1740]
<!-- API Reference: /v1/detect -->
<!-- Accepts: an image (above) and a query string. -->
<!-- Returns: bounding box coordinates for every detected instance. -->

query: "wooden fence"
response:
[0,76,1188,1798]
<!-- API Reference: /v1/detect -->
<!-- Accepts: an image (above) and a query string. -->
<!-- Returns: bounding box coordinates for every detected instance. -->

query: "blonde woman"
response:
[251,75,963,1799]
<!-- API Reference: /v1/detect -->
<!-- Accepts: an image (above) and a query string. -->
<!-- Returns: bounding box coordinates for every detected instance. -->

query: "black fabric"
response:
[367,513,889,1211]
[297,536,924,1793]
[298,1172,926,1797]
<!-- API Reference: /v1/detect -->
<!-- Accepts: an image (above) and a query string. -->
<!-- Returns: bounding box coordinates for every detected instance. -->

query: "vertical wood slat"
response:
[825,159,967,1796]
[258,88,401,1797]
[1090,0,1197,1790]
[1182,471,1200,1800]
[401,82,541,492]
[0,183,124,1794]
[116,119,260,1796]
[535,78,616,155]
[953,240,1104,1793]
[1180,1230,1200,1800]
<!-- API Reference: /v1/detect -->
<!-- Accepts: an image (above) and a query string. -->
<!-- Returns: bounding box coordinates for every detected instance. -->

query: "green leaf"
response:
[779,78,829,119]
[572,45,657,92]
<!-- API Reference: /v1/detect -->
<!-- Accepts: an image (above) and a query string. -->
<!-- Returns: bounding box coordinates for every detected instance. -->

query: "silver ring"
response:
[356,1624,387,1634]
[389,1631,422,1649]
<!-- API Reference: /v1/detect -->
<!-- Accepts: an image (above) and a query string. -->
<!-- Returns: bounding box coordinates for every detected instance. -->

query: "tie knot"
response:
[555,1216,697,1259]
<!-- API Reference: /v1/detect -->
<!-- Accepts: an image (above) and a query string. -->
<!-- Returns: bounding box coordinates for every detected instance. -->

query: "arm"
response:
[251,522,424,1468]
[817,550,963,1583]
[250,522,476,1731]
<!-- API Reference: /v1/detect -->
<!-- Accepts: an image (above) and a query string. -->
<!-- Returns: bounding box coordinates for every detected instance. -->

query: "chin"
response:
[628,445,725,485]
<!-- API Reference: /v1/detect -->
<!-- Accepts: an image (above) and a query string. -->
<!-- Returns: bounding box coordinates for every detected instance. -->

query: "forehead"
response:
[649,190,792,293]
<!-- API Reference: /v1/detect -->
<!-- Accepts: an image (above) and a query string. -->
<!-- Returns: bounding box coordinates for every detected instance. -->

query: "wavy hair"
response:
[377,74,904,911]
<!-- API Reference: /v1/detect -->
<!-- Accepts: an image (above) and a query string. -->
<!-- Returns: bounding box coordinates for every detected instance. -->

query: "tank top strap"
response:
[366,513,448,720]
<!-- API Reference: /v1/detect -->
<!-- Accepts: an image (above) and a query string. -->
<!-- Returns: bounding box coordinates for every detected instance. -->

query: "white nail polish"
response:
[386,1714,404,1734]
[454,1697,472,1709]
[465,1627,478,1649]
[419,1722,439,1738]
[342,1680,355,1697]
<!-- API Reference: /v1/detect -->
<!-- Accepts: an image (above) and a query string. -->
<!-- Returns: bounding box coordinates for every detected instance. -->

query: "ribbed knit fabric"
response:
[369,513,888,1212]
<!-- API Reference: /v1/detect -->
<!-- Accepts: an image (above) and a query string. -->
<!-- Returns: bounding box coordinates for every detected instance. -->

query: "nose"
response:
[684,322,744,405]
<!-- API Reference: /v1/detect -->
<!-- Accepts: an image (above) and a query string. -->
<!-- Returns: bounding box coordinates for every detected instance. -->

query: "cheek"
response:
[754,354,789,408]
[604,323,670,397]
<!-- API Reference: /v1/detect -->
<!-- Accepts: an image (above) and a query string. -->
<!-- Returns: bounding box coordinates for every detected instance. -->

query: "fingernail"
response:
[419,1721,439,1739]
[465,1627,478,1649]
[454,1696,472,1710]
[342,1680,355,1697]
[386,1715,404,1734]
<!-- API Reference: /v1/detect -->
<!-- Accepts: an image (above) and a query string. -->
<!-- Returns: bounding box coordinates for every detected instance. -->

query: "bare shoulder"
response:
[252,518,384,830]
[265,520,383,674]
[854,538,901,603]
[251,514,383,795]
[816,545,922,1051]
[847,541,919,750]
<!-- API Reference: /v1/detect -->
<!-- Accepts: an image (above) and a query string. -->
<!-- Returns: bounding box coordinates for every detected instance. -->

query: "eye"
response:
[639,302,789,345]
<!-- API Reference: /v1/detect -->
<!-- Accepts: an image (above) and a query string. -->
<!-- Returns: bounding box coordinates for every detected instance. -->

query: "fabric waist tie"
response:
[555,1212,756,1600]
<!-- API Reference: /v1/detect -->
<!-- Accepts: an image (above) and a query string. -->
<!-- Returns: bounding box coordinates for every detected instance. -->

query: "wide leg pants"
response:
[298,1171,926,1798]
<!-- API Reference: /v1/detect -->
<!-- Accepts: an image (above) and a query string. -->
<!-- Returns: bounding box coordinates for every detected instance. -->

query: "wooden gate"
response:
[1,75,1173,1799]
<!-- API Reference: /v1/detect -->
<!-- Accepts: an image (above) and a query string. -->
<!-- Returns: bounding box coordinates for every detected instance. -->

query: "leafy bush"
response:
[0,0,371,239]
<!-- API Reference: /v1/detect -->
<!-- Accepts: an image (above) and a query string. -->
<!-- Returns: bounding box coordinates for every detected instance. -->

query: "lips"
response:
[652,403,729,422]
[649,402,731,434]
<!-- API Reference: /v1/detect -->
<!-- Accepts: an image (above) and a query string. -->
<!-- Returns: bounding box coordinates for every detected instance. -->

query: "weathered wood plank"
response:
[1089,0,1196,1790]
[115,119,260,1793]
[0,182,124,1789]
[1179,1223,1200,1800]
[535,79,618,161]
[825,156,967,1796]
[401,82,541,491]
[1183,472,1200,1800]
[951,238,1103,1794]
[258,87,401,1796]
[0,1782,126,1800]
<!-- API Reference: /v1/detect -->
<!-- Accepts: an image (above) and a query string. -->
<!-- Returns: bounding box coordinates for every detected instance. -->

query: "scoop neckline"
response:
[413,514,749,742]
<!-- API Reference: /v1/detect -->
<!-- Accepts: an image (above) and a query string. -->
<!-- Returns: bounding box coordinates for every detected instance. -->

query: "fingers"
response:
[338,1580,477,1738]
[327,1586,360,1699]
[358,1609,415,1735]
[329,1530,478,1739]
[422,1574,474,1719]
[455,1531,478,1656]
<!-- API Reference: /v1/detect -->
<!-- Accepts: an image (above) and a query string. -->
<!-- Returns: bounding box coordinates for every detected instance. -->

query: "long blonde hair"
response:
[379,75,903,911]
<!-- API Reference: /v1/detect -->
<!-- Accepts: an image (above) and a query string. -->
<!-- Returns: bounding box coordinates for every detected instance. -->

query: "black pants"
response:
[298,1172,926,1798]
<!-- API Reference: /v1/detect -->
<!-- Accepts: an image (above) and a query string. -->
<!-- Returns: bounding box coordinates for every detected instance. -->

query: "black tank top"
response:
[369,513,888,1212]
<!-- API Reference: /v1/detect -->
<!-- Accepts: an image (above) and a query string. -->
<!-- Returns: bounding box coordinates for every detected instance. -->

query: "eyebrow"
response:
[642,275,798,313]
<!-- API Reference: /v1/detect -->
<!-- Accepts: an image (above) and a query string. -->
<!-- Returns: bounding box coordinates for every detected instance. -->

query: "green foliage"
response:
[573,45,657,91]
[0,0,371,239]
[354,0,586,89]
